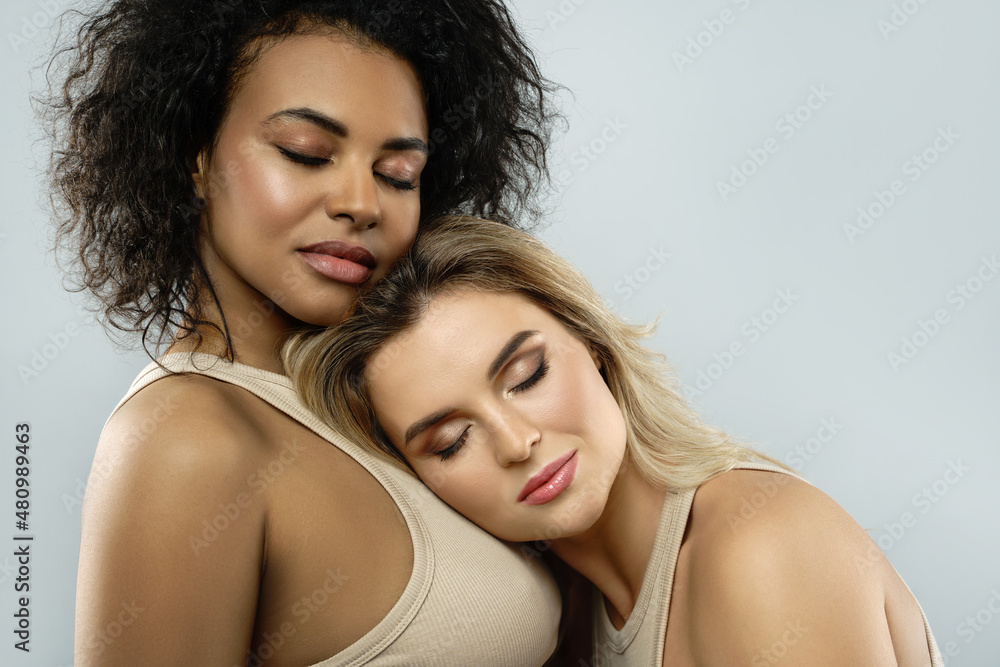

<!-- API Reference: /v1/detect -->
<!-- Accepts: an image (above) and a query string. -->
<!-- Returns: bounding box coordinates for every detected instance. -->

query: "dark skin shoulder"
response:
[77,372,413,666]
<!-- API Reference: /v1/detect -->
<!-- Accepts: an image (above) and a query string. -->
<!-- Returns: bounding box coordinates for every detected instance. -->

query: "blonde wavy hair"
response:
[283,215,790,490]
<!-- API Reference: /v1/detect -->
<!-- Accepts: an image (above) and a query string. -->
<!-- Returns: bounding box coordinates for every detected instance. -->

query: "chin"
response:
[286,298,356,328]
[526,499,607,543]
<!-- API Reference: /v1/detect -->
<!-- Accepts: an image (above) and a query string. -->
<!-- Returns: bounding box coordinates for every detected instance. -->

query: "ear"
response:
[191,148,208,201]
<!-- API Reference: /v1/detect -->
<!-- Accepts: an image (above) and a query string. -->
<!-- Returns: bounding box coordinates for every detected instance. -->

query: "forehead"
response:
[226,32,427,132]
[368,291,557,393]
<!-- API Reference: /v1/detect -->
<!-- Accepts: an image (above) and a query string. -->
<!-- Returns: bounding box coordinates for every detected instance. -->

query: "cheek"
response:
[234,164,306,229]
[382,202,420,254]
[416,458,509,524]
[541,362,621,437]
[208,148,312,238]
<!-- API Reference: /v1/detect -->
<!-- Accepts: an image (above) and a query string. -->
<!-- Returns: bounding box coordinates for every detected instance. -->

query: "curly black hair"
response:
[39,0,562,360]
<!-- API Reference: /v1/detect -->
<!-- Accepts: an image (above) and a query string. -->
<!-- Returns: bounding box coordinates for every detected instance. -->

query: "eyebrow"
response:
[262,107,429,154]
[402,407,455,449]
[401,329,540,447]
[487,330,539,381]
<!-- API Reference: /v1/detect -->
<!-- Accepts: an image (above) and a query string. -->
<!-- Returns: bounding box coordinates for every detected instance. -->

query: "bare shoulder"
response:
[100,369,274,461]
[690,468,860,548]
[86,371,274,523]
[77,372,272,664]
[685,469,875,600]
[679,469,920,666]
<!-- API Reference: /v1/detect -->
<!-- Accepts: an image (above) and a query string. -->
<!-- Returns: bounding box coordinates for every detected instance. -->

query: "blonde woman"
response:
[285,215,944,666]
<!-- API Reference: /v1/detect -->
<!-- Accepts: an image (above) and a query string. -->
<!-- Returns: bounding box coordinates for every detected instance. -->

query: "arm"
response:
[685,471,926,666]
[75,378,267,666]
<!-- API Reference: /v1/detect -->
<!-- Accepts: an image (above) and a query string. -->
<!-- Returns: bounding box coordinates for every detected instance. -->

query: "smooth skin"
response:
[75,33,428,666]
[367,289,934,666]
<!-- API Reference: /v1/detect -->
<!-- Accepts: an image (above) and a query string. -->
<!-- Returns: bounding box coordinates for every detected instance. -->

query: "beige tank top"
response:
[590,461,944,666]
[108,352,561,666]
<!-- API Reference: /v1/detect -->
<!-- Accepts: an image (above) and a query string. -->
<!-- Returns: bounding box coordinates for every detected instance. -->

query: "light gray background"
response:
[1,0,997,664]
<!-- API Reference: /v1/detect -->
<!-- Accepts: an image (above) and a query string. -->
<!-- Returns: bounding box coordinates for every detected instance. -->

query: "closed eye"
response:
[511,356,549,394]
[278,146,416,191]
[434,426,470,461]
[277,146,329,166]
[378,174,417,191]
[431,357,547,462]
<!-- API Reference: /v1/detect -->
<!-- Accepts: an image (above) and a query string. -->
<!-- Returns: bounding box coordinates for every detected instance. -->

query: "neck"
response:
[549,454,667,630]
[165,266,304,375]
[165,309,295,374]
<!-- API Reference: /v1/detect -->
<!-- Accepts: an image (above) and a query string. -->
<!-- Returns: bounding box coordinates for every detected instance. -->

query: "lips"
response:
[299,240,376,267]
[298,240,376,284]
[518,450,578,504]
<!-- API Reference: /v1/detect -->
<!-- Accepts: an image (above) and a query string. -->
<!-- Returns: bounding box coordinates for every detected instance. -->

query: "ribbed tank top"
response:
[108,352,561,666]
[590,461,944,666]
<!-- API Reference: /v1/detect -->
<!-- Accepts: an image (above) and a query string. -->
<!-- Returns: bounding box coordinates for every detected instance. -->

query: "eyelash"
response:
[512,356,549,394]
[436,427,469,462]
[433,356,550,462]
[277,147,418,192]
[278,146,328,167]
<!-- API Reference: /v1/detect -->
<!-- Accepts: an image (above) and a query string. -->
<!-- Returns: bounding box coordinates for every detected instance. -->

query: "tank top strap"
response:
[109,352,382,466]
[592,483,696,663]
[727,458,808,482]
[108,352,428,500]
[106,352,437,663]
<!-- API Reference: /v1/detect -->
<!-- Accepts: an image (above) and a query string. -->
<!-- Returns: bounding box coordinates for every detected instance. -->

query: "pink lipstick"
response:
[519,450,578,506]
[298,240,376,284]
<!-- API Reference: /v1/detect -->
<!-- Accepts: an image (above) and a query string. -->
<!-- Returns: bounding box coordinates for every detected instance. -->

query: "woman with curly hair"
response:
[285,215,944,666]
[42,1,566,664]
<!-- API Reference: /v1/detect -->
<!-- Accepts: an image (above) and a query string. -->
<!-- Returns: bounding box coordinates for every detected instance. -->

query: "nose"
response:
[492,407,541,467]
[324,158,382,230]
